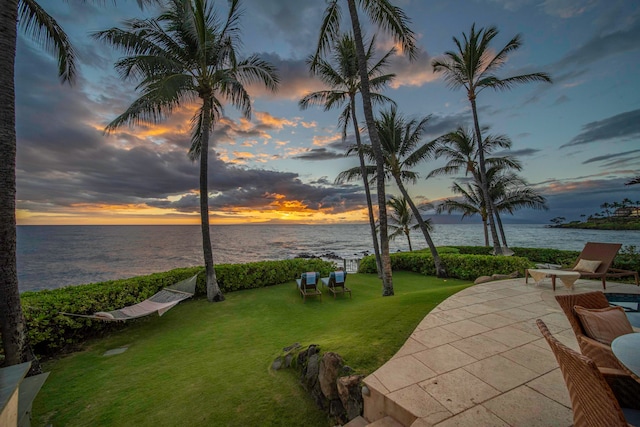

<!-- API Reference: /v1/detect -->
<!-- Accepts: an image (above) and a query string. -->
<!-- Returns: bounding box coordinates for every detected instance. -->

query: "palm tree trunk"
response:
[482,217,489,247]
[347,0,393,295]
[494,210,508,247]
[469,96,502,255]
[394,178,447,277]
[350,98,381,276]
[405,231,413,252]
[200,97,223,302]
[0,1,41,373]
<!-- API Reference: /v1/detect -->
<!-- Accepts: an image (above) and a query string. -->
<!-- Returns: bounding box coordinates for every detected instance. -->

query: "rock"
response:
[474,275,493,284]
[491,273,511,280]
[319,352,343,400]
[271,356,283,371]
[337,375,364,421]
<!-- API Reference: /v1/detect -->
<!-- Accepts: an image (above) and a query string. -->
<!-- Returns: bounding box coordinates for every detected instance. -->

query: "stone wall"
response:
[272,344,363,425]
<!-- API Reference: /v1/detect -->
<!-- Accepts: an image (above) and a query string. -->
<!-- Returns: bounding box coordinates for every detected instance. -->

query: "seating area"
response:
[356,277,640,426]
[321,270,351,298]
[296,272,322,302]
[525,242,640,290]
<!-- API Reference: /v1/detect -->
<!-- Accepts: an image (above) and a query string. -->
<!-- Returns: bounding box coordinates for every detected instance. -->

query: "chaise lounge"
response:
[320,270,351,298]
[296,272,321,302]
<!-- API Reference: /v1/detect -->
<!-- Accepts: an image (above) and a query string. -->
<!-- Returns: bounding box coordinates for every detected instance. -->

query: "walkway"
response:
[359,278,640,426]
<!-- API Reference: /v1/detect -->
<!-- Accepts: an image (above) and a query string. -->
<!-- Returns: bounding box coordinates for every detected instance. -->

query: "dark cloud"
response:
[562,109,640,148]
[294,148,346,161]
[583,149,640,165]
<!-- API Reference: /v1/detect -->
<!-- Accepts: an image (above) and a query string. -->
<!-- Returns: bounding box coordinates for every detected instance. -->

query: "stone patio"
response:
[358,277,640,426]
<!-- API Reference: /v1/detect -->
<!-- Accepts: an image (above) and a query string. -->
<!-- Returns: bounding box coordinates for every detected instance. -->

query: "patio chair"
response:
[536,319,640,427]
[320,270,351,298]
[555,291,640,408]
[296,272,321,302]
[564,242,639,289]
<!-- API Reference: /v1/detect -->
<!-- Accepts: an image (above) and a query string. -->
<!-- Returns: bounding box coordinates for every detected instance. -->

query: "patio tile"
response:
[441,319,490,338]
[413,344,478,374]
[495,307,539,322]
[364,373,390,395]
[415,314,450,331]
[450,335,511,360]
[536,312,571,328]
[520,302,561,316]
[387,384,452,424]
[510,318,565,337]
[412,327,463,349]
[432,405,510,427]
[527,368,571,408]
[419,368,501,414]
[431,308,478,323]
[481,325,539,348]
[452,295,488,306]
[393,338,428,358]
[482,385,573,427]
[460,303,498,315]
[373,355,437,392]
[482,298,524,310]
[501,342,559,375]
[471,313,515,329]
[463,354,539,392]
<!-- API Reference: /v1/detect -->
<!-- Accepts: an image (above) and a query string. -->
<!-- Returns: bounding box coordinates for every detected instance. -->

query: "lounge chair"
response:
[320,270,351,298]
[536,319,640,426]
[555,291,640,408]
[566,242,638,289]
[296,272,321,302]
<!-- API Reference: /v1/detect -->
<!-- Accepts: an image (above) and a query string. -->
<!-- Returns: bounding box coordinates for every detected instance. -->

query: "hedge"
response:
[19,258,335,356]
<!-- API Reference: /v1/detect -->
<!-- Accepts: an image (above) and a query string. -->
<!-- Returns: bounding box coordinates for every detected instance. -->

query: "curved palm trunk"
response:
[494,211,509,247]
[405,229,413,252]
[350,98,381,276]
[200,97,223,302]
[482,215,489,247]
[394,178,447,277]
[347,0,393,295]
[0,1,41,373]
[469,97,502,255]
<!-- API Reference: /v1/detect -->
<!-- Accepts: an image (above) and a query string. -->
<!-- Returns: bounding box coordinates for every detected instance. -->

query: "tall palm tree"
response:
[312,0,417,296]
[432,23,551,255]
[95,0,278,302]
[299,33,395,277]
[429,126,521,246]
[1,0,77,369]
[387,195,431,252]
[338,107,446,277]
[438,167,548,246]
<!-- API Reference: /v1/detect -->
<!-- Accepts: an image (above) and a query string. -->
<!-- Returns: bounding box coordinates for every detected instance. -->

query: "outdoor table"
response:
[611,333,640,378]
[525,268,581,291]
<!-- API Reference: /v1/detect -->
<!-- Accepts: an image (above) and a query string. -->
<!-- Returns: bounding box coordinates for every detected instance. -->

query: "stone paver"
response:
[362,278,640,426]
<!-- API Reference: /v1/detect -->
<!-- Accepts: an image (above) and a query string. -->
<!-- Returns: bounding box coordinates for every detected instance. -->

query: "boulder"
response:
[474,275,493,284]
[337,375,364,421]
[319,352,343,400]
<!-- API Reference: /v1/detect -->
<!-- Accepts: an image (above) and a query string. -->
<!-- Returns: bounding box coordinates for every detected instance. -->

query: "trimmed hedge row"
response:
[20,258,335,356]
[358,251,531,280]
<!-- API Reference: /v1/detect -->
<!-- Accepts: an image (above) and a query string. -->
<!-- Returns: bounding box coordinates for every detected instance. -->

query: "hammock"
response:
[62,274,199,322]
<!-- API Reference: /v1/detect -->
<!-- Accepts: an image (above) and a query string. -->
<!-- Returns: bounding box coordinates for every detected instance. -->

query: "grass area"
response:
[33,272,470,427]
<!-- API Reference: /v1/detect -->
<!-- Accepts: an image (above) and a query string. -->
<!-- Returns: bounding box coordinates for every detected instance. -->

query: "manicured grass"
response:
[33,272,470,426]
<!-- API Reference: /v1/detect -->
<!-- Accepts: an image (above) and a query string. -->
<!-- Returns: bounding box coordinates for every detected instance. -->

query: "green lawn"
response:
[33,272,470,426]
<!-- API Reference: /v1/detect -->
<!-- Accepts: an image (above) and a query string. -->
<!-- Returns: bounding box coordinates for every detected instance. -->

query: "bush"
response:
[359,251,531,280]
[20,258,335,356]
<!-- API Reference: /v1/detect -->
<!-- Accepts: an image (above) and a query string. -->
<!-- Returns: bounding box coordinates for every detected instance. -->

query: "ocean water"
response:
[16,223,640,292]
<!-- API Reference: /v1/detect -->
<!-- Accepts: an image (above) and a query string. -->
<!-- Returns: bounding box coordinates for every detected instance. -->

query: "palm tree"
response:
[1,0,78,369]
[387,195,431,251]
[338,107,446,277]
[432,23,551,255]
[299,33,395,277]
[95,0,278,302]
[438,167,548,246]
[312,0,417,296]
[429,126,521,247]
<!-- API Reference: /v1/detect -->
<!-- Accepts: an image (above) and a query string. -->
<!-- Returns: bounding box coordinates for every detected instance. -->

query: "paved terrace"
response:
[357,278,640,427]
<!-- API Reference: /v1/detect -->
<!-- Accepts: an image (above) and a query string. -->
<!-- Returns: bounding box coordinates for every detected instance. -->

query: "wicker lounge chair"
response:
[566,242,638,289]
[555,291,640,408]
[320,270,351,298]
[296,272,321,302]
[536,319,640,426]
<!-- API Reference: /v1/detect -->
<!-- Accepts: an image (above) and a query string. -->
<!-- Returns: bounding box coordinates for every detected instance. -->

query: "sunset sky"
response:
[15,0,640,225]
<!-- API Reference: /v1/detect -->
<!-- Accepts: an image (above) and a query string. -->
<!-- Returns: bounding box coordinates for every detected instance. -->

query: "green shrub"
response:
[20,258,334,356]
[359,251,531,280]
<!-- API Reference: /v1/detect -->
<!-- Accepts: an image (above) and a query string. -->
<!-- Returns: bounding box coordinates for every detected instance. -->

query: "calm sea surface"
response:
[16,224,640,292]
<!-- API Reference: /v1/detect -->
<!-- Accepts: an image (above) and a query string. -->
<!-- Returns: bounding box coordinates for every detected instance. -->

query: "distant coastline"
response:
[547,219,640,231]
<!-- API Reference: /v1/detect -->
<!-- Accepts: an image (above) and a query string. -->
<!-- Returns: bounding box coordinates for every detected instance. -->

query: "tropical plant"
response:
[312,0,417,296]
[438,167,548,246]
[432,23,551,255]
[94,0,278,302]
[300,33,396,276]
[338,107,446,277]
[387,195,431,252]
[429,126,521,247]
[0,0,82,370]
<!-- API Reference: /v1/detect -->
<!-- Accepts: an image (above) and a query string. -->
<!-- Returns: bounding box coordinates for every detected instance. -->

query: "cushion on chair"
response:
[574,305,634,345]
[573,259,602,273]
